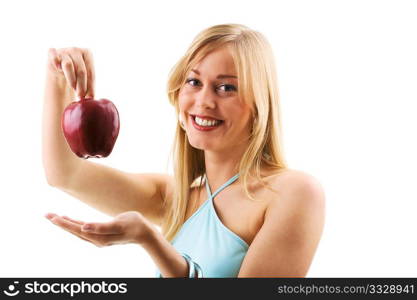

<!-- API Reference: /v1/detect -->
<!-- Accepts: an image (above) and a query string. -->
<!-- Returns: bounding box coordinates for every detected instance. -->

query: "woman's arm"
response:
[237,173,326,277]
[42,50,80,185]
[42,48,170,225]
[142,227,190,278]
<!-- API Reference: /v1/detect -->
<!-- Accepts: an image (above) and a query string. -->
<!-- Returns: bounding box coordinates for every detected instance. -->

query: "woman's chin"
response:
[189,139,217,151]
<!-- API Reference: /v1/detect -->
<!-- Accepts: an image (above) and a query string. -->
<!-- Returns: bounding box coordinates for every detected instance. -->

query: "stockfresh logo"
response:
[3,281,20,297]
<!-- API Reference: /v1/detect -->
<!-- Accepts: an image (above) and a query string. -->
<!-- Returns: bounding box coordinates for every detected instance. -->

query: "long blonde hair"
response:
[161,23,289,242]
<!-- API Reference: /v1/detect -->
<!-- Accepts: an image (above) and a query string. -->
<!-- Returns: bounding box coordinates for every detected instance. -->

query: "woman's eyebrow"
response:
[191,69,237,79]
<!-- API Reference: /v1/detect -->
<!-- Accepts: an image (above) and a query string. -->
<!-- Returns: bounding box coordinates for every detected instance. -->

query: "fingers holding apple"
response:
[47,47,95,99]
[81,49,95,98]
[60,53,77,91]
[47,48,118,159]
[71,51,88,99]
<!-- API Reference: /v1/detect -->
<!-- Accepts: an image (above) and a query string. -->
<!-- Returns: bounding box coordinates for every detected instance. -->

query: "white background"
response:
[0,0,416,277]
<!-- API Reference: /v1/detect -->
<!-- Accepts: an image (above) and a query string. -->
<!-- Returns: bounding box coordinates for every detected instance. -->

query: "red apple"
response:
[61,97,120,159]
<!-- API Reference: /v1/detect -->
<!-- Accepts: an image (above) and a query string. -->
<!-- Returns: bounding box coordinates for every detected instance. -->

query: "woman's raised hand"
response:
[47,47,95,99]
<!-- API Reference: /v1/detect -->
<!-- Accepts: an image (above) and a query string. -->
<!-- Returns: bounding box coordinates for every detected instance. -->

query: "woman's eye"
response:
[185,78,237,93]
[186,78,200,86]
[218,84,237,92]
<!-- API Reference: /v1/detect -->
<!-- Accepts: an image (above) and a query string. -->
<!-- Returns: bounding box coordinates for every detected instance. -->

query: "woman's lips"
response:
[190,115,224,131]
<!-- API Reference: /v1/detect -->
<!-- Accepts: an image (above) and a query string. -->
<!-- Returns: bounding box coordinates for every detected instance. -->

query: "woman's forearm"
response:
[42,70,81,187]
[140,227,189,278]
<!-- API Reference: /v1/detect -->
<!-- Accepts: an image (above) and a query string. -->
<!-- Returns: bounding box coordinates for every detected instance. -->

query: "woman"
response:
[43,23,325,278]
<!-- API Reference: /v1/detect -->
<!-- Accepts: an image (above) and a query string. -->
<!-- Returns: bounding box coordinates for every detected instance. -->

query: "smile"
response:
[190,115,224,131]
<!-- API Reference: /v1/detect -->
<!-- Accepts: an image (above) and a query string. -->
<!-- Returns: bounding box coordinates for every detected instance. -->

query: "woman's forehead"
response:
[190,47,237,77]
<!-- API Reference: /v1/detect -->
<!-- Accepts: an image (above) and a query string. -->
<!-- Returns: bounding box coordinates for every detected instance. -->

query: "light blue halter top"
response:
[155,173,249,278]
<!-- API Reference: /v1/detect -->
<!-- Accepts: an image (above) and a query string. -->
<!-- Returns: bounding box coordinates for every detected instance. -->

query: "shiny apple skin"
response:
[61,97,120,159]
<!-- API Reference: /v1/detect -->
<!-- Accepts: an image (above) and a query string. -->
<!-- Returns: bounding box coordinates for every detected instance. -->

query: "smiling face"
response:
[178,46,254,152]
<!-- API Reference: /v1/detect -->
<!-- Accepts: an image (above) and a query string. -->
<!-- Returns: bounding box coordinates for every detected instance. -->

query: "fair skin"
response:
[178,46,253,192]
[44,46,325,277]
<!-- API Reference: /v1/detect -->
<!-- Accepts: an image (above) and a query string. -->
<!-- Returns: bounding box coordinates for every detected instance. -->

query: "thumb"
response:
[82,221,123,234]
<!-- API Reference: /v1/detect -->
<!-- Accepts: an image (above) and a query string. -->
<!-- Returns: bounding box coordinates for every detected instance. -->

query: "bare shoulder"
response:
[239,169,326,277]
[268,168,326,214]
[280,169,325,195]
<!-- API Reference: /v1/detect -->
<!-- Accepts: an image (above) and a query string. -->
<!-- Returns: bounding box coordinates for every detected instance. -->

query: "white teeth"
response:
[195,116,221,127]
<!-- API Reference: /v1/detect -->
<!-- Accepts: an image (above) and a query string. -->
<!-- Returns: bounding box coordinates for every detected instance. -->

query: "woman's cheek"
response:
[180,88,191,98]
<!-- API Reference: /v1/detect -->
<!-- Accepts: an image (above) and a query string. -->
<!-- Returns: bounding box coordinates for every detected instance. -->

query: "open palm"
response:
[45,211,153,247]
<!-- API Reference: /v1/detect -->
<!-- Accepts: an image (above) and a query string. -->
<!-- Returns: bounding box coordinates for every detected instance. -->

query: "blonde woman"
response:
[43,24,325,278]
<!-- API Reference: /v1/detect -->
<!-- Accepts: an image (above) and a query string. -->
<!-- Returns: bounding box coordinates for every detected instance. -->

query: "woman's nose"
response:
[195,85,216,109]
